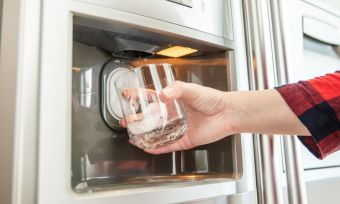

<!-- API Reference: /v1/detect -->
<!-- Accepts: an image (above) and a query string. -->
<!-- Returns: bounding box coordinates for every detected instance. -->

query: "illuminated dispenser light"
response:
[156,46,198,58]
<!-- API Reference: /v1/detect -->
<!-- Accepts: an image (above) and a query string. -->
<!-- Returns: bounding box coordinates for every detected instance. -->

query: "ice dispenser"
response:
[72,16,237,191]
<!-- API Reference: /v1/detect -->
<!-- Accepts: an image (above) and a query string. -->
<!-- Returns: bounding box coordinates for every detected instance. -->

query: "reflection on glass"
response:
[81,70,92,108]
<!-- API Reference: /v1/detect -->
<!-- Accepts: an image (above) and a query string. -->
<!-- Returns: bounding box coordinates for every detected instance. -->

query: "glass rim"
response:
[114,63,174,89]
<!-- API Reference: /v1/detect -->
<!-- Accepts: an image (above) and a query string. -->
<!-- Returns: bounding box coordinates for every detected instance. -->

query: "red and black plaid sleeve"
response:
[275,71,340,159]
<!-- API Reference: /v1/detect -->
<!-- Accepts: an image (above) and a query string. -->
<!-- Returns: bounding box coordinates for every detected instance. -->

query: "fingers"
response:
[160,81,201,103]
[160,81,184,101]
[121,81,201,104]
[119,113,143,127]
[141,134,193,154]
[122,88,157,97]
[143,141,184,154]
[122,88,158,102]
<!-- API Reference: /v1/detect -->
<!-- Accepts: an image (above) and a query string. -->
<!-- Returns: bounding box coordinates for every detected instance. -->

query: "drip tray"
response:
[75,173,235,193]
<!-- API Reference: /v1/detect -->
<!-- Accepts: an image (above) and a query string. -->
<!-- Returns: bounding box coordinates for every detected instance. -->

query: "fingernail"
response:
[162,87,176,98]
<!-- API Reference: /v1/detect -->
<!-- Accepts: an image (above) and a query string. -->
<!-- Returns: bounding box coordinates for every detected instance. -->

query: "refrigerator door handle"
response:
[269,0,308,204]
[282,136,308,204]
[303,16,340,46]
[243,0,309,203]
[243,0,285,203]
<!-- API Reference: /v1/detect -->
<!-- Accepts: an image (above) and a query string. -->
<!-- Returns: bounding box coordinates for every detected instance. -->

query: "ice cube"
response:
[127,102,168,135]
[127,120,144,135]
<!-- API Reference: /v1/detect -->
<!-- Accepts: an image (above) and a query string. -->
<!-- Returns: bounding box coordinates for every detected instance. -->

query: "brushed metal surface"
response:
[243,0,284,203]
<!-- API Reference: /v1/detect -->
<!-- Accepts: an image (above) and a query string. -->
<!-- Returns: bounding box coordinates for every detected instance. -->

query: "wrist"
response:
[221,91,245,135]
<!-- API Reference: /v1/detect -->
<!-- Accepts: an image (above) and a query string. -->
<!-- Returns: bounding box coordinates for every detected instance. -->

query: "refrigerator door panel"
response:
[74,0,233,40]
[303,16,340,45]
[180,191,256,204]
[227,192,257,204]
[297,0,340,82]
[280,2,340,204]
[38,0,256,203]
[305,177,340,204]
[298,1,340,170]
[303,0,340,18]
[300,36,340,169]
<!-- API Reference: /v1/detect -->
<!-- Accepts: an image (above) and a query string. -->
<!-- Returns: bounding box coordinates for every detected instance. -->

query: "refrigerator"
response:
[0,0,337,204]
[286,0,340,203]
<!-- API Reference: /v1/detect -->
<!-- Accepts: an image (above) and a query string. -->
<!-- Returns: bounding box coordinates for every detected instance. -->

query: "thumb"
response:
[161,81,201,103]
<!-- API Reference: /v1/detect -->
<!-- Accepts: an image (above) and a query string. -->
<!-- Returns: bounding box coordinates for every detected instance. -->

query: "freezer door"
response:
[300,36,340,169]
[288,0,340,204]
[298,2,340,170]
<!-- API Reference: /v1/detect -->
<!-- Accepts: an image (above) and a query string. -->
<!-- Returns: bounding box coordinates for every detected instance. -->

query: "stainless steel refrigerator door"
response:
[281,1,340,204]
[37,0,256,204]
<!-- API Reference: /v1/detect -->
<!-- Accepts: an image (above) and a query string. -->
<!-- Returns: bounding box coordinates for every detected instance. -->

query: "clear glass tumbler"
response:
[115,64,187,149]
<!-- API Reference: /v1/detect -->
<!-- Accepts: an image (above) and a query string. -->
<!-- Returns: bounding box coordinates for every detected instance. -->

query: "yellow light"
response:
[156,46,198,58]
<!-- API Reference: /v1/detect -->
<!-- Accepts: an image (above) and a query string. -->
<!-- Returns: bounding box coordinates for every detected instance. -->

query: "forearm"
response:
[225,89,311,136]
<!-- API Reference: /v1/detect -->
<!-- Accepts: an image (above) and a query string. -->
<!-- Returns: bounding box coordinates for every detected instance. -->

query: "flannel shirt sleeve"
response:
[275,71,340,159]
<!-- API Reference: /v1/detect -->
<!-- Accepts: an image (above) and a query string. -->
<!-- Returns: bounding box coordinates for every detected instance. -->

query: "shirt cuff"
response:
[275,83,339,159]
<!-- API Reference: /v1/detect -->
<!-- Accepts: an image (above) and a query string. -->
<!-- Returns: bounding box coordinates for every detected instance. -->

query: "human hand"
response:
[141,81,235,154]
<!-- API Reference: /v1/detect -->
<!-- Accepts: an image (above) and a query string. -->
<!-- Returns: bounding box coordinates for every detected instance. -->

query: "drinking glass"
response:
[114,64,187,149]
